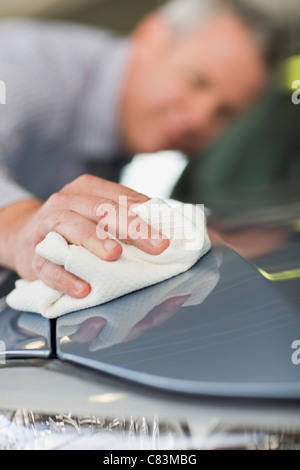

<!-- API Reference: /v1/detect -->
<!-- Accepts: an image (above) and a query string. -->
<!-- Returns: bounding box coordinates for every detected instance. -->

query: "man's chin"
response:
[136,141,190,155]
[129,135,200,156]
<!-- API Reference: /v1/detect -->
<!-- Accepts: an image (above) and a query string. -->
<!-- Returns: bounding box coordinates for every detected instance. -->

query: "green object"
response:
[279,55,300,93]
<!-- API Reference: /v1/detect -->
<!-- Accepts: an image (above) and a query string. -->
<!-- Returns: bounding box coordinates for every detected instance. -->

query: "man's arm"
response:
[0,175,169,298]
[0,199,42,270]
[0,22,169,295]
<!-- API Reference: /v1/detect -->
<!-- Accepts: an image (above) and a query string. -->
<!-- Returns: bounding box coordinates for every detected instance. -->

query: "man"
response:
[0,0,277,298]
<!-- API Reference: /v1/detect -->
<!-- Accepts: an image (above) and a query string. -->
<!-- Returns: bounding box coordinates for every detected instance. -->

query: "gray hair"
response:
[159,0,280,67]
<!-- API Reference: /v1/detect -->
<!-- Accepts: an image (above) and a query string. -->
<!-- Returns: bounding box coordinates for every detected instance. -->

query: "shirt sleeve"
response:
[0,59,49,209]
[0,25,58,208]
[0,20,123,209]
[0,166,35,210]
[0,20,85,208]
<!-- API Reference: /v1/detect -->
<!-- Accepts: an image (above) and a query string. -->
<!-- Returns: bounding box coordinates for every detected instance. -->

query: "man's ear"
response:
[132,13,172,50]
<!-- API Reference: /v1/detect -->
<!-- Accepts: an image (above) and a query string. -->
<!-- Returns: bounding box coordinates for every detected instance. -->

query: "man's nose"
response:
[185,96,216,134]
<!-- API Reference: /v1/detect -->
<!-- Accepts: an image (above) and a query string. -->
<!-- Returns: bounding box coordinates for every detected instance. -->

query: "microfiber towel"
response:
[6,198,211,319]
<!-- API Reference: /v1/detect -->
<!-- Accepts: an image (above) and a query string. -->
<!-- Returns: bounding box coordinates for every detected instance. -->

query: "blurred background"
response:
[0,0,298,52]
[0,0,299,231]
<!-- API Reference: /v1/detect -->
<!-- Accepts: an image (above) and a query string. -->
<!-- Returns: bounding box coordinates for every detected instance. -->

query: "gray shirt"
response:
[0,20,131,209]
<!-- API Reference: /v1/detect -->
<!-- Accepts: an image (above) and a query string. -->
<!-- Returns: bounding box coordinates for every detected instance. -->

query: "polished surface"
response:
[56,246,300,399]
[0,271,52,359]
[1,204,300,399]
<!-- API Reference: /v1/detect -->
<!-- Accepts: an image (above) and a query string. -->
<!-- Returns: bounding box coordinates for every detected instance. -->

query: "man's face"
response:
[121,13,269,155]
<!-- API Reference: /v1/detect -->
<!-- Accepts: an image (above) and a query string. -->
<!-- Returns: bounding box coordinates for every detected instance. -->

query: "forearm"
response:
[0,199,42,270]
[0,165,43,269]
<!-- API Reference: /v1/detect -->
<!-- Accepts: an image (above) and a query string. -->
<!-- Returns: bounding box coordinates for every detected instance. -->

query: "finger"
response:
[122,295,190,343]
[42,208,123,261]
[68,317,107,343]
[96,199,170,255]
[32,255,91,298]
[48,193,170,255]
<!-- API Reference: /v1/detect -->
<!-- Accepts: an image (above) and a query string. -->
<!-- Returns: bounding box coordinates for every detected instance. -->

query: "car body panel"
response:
[0,293,52,360]
[55,246,300,399]
[1,205,300,402]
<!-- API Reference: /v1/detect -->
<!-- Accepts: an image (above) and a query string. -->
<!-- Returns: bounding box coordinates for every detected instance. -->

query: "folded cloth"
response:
[6,198,211,319]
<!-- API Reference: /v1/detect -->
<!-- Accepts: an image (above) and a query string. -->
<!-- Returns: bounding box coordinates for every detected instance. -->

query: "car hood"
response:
[1,204,300,400]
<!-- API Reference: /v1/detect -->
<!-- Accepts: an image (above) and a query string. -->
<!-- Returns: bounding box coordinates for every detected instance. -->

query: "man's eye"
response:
[189,72,209,88]
[216,105,236,121]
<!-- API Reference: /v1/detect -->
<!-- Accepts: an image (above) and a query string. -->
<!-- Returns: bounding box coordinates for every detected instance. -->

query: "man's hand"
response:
[0,174,169,298]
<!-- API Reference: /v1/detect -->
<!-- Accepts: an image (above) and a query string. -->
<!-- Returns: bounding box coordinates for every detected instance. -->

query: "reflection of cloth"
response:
[6,199,211,319]
[57,250,221,351]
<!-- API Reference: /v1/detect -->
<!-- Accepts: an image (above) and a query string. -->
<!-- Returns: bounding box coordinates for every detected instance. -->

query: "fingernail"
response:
[104,238,120,252]
[149,237,169,253]
[150,238,160,247]
[74,280,90,296]
[149,236,167,247]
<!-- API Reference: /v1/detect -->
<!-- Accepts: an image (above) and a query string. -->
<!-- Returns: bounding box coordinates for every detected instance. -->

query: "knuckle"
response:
[46,191,66,208]
[84,225,97,241]
[96,198,118,218]
[48,264,66,284]
[32,254,74,293]
[61,174,96,192]
[128,191,144,202]
[76,173,94,186]
[51,208,74,229]
[124,187,149,205]
[32,254,47,274]
[96,199,118,235]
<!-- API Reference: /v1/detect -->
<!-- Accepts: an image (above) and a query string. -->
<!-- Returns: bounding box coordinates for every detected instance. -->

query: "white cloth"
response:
[6,198,211,319]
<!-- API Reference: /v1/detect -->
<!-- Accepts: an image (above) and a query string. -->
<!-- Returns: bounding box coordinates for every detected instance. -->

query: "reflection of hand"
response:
[67,317,107,344]
[0,175,169,298]
[121,295,191,343]
[67,296,190,345]
[57,250,221,351]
